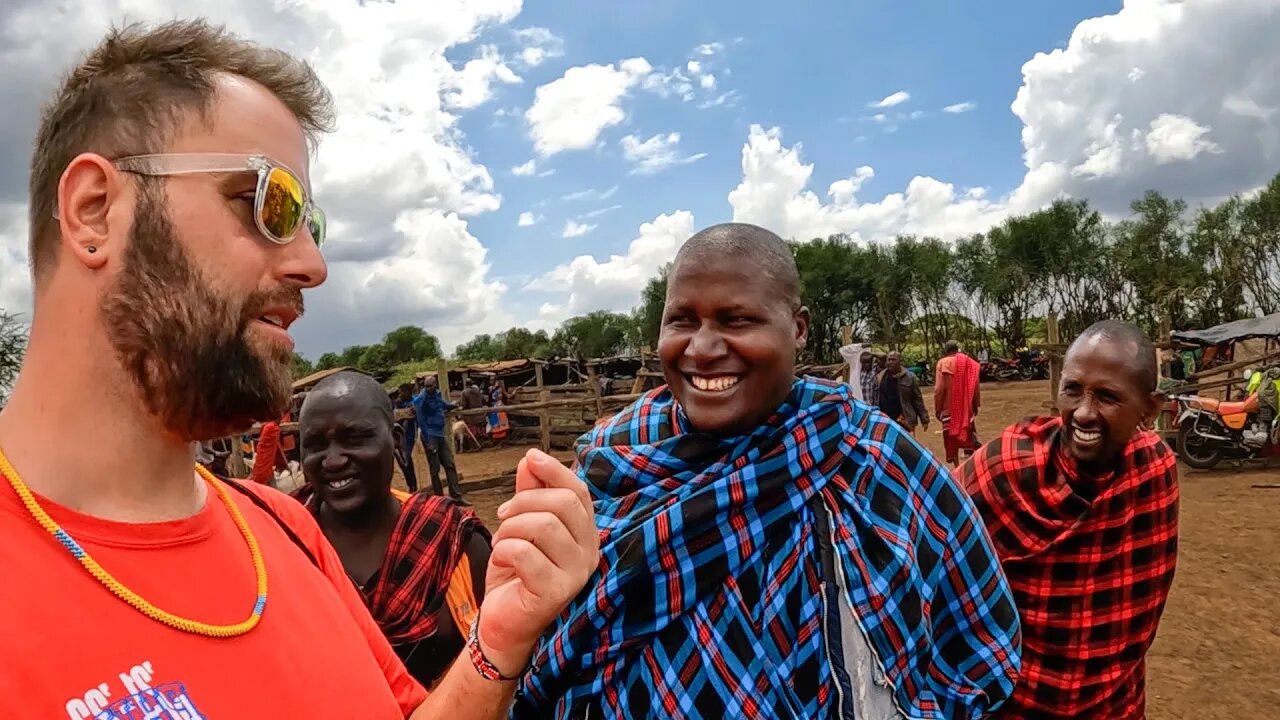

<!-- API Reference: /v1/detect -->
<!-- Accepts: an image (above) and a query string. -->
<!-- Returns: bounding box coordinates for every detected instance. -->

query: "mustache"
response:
[242,286,305,321]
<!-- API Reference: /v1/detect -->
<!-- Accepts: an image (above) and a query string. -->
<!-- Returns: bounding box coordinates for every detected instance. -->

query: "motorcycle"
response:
[1014,349,1050,381]
[1170,370,1279,469]
[988,357,1022,382]
[908,360,934,387]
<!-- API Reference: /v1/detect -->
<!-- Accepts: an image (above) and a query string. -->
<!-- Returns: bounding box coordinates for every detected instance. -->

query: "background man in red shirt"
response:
[960,320,1179,719]
[0,19,598,719]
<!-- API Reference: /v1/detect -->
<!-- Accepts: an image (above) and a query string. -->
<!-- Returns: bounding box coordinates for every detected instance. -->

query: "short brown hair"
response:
[28,19,335,283]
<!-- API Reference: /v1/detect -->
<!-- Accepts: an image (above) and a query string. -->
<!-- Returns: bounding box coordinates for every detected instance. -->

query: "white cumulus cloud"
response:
[1010,0,1280,212]
[529,211,695,324]
[525,58,654,157]
[943,102,977,113]
[1145,113,1221,164]
[517,211,542,227]
[728,125,1007,243]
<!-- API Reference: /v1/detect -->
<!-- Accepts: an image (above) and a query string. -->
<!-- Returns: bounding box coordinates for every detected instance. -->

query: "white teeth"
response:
[691,375,740,392]
[261,314,284,328]
[327,477,355,491]
[1073,427,1101,442]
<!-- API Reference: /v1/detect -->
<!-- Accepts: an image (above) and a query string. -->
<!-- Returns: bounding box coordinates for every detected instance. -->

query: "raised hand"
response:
[478,449,600,675]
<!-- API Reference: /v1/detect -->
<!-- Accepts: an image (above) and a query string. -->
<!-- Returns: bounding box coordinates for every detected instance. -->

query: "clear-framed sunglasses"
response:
[112,153,326,247]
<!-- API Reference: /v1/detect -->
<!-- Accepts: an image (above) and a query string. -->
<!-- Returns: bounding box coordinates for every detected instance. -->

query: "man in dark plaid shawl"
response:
[512,224,1020,719]
[296,372,492,688]
[959,321,1179,719]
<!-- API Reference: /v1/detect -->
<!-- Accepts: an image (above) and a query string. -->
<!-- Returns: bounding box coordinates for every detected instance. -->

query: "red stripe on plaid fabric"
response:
[961,416,1178,720]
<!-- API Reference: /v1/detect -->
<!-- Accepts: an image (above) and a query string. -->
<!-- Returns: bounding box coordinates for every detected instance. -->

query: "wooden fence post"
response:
[535,362,551,452]
[228,437,248,478]
[840,326,853,347]
[586,364,604,419]
[1047,312,1061,415]
[1158,316,1172,382]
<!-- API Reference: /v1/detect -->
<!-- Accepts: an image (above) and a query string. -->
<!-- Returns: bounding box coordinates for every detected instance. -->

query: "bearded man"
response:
[0,20,598,719]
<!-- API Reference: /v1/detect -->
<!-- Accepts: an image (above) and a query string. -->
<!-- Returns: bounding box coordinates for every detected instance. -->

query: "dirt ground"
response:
[399,381,1280,718]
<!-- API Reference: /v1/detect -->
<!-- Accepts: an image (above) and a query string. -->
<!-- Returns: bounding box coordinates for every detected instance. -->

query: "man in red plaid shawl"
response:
[295,372,492,688]
[960,320,1179,719]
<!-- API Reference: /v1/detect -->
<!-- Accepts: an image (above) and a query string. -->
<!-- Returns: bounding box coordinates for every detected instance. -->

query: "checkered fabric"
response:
[512,377,1020,720]
[959,416,1179,720]
[293,488,487,644]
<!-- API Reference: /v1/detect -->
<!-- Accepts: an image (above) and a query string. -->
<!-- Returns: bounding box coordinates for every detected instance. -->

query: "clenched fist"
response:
[477,449,600,676]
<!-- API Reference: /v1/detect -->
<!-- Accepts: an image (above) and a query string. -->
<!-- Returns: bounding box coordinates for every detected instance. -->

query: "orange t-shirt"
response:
[936,354,955,377]
[0,476,427,719]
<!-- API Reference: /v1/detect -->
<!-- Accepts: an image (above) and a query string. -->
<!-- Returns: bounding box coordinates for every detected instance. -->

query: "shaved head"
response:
[301,371,393,426]
[673,223,800,309]
[1070,320,1157,393]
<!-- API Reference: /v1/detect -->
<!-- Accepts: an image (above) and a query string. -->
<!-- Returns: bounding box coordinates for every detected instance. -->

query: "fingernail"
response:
[527,449,553,468]
[497,501,510,518]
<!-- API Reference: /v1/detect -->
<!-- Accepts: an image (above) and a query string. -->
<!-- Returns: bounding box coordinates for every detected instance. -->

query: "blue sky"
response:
[456,0,1120,333]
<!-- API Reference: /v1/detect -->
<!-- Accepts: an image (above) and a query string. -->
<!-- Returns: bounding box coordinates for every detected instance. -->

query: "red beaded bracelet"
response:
[467,611,525,682]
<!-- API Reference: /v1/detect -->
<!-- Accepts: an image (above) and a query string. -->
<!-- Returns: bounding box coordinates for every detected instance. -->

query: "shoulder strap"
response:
[220,478,323,571]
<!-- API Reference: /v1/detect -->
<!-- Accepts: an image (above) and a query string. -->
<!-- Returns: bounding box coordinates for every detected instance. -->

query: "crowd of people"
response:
[0,19,1182,720]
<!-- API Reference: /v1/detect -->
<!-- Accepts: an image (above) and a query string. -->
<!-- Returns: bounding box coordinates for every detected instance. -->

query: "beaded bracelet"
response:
[467,610,526,682]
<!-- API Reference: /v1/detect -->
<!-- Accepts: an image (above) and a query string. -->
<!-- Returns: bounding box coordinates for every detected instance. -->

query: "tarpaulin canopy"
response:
[1172,312,1280,347]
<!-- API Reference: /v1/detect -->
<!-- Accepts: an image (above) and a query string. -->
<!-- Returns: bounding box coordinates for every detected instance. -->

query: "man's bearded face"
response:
[100,184,300,441]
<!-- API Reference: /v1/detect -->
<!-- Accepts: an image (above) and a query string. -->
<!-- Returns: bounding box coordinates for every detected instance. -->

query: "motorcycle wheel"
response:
[1018,367,1035,381]
[1177,420,1225,470]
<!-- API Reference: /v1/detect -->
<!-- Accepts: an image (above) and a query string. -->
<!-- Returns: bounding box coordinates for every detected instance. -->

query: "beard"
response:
[100,185,301,441]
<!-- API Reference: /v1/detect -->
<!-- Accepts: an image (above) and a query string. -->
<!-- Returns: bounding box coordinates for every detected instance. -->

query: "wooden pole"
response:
[1158,316,1172,382]
[586,364,604,418]
[1187,350,1280,381]
[840,325,853,347]
[227,436,248,478]
[535,362,550,453]
[1047,312,1061,415]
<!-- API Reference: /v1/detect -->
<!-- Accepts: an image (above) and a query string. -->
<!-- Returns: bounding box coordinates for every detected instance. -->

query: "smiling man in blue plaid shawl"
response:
[511,223,1020,719]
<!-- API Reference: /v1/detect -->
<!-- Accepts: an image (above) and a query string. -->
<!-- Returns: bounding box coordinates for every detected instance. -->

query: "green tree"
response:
[1110,192,1196,333]
[338,345,370,367]
[289,353,315,380]
[633,263,671,350]
[455,334,499,362]
[0,310,27,406]
[549,311,634,359]
[381,325,441,364]
[314,352,342,371]
[495,328,552,359]
[356,344,395,376]
[1238,175,1280,314]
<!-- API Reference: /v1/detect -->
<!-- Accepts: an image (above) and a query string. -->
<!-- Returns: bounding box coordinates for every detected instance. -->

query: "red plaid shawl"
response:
[294,487,488,644]
[366,493,488,644]
[960,417,1179,719]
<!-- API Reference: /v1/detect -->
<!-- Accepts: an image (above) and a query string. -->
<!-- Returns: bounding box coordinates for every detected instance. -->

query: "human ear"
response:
[1141,390,1165,429]
[794,306,811,350]
[391,424,406,465]
[57,153,126,270]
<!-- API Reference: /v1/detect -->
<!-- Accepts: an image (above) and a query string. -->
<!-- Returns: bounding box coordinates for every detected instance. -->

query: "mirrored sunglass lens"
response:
[309,207,327,248]
[260,167,305,241]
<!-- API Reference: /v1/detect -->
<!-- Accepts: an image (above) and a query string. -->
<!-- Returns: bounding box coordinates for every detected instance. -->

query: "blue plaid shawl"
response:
[513,378,1019,719]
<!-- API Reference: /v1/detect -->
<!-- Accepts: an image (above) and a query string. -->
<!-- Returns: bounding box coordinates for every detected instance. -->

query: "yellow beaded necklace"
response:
[0,448,268,638]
